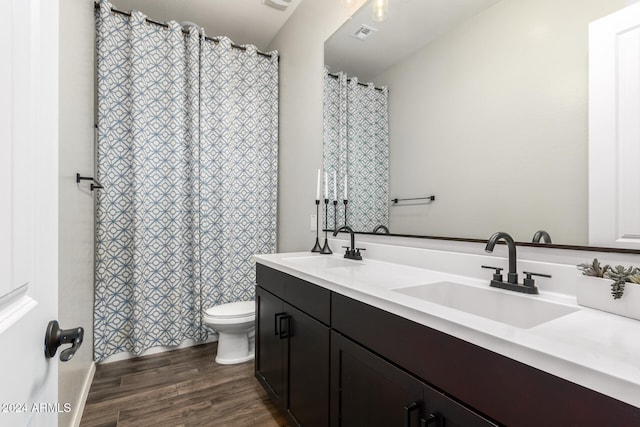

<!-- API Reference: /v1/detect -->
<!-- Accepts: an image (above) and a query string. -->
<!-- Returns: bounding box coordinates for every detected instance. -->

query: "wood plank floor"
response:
[80,342,288,427]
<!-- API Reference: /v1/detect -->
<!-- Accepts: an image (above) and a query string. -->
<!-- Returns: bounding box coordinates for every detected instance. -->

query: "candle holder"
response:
[343,199,348,227]
[320,199,333,254]
[310,200,322,252]
[333,200,338,230]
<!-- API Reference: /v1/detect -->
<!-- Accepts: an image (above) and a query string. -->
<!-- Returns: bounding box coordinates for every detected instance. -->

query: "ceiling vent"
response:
[262,0,292,11]
[352,24,378,41]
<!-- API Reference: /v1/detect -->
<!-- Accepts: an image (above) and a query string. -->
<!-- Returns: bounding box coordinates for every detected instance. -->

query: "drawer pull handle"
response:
[277,314,290,340]
[404,401,420,427]
[420,412,442,427]
[274,312,286,336]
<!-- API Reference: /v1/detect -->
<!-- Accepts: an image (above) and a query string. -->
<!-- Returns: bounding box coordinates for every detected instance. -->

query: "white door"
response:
[589,1,640,249]
[0,0,59,426]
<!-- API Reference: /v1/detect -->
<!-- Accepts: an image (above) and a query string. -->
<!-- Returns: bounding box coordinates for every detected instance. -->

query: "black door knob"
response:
[44,320,84,362]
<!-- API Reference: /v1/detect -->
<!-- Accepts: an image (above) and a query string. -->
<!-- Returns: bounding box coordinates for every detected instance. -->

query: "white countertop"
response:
[254,251,640,408]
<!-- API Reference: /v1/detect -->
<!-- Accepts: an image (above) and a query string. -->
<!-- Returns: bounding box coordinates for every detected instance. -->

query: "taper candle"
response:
[324,172,328,199]
[333,171,337,201]
[344,175,348,200]
[316,169,320,200]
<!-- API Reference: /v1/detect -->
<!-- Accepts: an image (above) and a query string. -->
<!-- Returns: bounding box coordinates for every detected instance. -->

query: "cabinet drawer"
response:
[332,292,640,427]
[331,331,496,427]
[256,263,331,325]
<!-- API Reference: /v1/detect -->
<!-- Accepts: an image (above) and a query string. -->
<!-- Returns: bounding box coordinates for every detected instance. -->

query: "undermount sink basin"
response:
[327,262,435,288]
[281,255,361,269]
[393,281,579,328]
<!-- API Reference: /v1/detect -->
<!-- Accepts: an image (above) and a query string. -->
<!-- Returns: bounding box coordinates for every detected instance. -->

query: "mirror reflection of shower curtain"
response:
[94,0,278,362]
[323,68,389,232]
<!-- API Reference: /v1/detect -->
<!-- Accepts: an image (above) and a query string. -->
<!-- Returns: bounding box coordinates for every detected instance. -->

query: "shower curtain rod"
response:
[94,2,277,60]
[327,72,384,92]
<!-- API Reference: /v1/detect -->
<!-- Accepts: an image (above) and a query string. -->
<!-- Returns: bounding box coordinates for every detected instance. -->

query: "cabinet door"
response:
[255,286,286,405]
[424,386,496,427]
[331,331,425,427]
[256,286,331,427]
[285,303,330,427]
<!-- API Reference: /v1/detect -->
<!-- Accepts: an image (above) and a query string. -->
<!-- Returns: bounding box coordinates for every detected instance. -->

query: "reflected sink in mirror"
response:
[280,256,362,269]
[393,281,579,329]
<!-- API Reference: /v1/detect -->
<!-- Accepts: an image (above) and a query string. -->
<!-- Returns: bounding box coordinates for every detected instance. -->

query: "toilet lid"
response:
[205,301,255,319]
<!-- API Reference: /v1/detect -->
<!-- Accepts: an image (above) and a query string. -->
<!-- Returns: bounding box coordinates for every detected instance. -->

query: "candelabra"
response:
[343,199,348,227]
[320,199,332,254]
[310,199,322,252]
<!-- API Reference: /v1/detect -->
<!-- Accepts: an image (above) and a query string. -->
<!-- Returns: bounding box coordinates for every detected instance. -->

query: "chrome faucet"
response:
[333,225,364,260]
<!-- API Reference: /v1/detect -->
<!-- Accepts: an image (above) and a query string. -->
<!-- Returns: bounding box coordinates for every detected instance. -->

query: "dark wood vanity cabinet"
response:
[331,331,495,427]
[255,264,640,427]
[332,293,640,427]
[255,265,331,427]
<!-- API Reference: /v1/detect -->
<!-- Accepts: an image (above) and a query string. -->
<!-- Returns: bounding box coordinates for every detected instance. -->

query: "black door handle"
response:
[44,320,84,362]
[278,314,290,339]
[275,312,286,336]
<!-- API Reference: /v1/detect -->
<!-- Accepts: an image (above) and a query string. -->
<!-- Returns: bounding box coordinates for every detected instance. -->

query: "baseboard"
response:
[101,334,218,364]
[71,361,96,427]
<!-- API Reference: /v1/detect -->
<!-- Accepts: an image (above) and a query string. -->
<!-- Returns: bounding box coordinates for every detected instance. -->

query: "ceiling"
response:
[324,0,502,82]
[105,0,502,77]
[108,0,303,50]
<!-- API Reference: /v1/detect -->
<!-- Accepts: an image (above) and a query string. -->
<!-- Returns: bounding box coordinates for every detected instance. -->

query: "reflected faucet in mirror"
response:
[373,224,390,234]
[532,230,552,244]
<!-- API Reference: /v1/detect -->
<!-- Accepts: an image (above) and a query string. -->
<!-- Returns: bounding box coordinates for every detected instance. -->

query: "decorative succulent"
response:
[605,265,635,299]
[577,258,610,278]
[577,260,639,300]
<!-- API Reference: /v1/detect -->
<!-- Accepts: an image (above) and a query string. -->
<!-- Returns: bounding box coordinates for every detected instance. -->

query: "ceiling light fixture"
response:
[371,0,388,22]
[339,0,359,7]
[263,0,292,11]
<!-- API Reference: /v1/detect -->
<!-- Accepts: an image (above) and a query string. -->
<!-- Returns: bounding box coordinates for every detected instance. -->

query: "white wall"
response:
[268,0,366,252]
[58,0,96,425]
[376,0,627,245]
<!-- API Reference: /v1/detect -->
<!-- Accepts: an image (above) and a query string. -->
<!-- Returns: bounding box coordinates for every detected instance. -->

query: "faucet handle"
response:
[522,271,551,288]
[481,265,504,282]
[341,247,363,260]
[354,247,366,258]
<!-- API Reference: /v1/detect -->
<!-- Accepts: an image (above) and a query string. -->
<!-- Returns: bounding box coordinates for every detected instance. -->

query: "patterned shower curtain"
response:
[94,0,278,362]
[323,69,389,232]
[323,70,347,230]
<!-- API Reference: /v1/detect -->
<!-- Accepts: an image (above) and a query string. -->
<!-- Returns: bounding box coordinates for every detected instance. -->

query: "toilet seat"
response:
[204,301,254,319]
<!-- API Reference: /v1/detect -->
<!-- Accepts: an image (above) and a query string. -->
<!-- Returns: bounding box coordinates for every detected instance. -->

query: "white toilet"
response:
[203,301,256,365]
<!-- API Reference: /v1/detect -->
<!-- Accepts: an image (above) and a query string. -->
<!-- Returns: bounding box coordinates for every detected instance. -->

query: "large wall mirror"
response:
[324,0,635,249]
